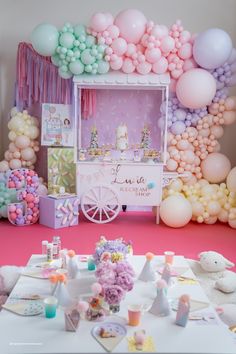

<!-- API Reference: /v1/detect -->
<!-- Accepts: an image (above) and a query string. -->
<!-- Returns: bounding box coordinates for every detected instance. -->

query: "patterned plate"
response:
[92,322,127,337]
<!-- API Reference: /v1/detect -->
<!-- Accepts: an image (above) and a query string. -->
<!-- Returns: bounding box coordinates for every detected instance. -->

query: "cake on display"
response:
[116,124,128,151]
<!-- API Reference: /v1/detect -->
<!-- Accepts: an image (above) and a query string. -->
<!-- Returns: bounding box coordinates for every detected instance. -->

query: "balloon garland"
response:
[0,108,40,173]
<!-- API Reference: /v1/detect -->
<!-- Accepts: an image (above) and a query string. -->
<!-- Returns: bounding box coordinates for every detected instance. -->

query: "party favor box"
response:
[39,195,79,229]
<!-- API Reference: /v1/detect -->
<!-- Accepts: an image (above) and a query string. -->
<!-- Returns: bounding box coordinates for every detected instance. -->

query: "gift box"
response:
[39,195,79,229]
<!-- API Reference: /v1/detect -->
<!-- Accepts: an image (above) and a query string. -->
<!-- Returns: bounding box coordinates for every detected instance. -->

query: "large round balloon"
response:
[114,9,146,44]
[31,23,59,56]
[160,195,192,228]
[201,153,231,183]
[193,28,232,69]
[226,166,236,192]
[176,68,216,109]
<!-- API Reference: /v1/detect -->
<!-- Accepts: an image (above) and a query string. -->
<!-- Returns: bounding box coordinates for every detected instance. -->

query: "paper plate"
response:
[91,322,127,352]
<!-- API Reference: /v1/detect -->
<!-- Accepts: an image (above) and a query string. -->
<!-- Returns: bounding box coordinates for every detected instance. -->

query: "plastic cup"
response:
[44,296,58,318]
[87,257,96,271]
[164,251,175,265]
[128,304,142,326]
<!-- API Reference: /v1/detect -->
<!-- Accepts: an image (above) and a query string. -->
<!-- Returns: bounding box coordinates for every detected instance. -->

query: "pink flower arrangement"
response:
[96,260,135,306]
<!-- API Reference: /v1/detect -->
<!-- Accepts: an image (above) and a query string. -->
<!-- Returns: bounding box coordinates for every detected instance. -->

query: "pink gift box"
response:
[39,195,79,229]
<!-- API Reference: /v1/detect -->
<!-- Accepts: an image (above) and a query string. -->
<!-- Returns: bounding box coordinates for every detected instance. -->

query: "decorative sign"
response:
[41,103,74,147]
[77,163,162,206]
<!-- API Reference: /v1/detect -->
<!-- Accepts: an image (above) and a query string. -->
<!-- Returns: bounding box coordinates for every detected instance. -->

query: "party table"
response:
[0,255,235,354]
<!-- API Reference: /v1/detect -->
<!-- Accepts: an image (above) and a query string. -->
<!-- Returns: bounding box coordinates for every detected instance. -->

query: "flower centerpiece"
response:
[94,236,135,313]
[93,236,133,264]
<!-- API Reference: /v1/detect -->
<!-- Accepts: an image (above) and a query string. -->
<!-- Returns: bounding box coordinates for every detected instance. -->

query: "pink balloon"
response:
[111,37,127,56]
[178,43,192,59]
[160,36,175,52]
[210,125,224,139]
[166,159,178,171]
[176,68,216,109]
[122,58,135,73]
[114,9,147,44]
[126,43,136,57]
[169,78,177,92]
[152,56,168,74]
[110,57,123,70]
[145,47,161,63]
[90,12,109,32]
[151,25,168,39]
[171,69,183,79]
[183,58,198,71]
[107,25,119,39]
[225,96,236,110]
[136,61,152,74]
[105,13,114,26]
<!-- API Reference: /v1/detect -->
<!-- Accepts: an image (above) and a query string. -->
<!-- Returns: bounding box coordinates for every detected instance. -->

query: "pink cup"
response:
[128,305,142,326]
[164,251,175,265]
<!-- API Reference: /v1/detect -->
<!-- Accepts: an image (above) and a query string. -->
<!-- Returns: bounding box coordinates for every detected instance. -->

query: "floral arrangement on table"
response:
[93,236,134,312]
[93,236,133,264]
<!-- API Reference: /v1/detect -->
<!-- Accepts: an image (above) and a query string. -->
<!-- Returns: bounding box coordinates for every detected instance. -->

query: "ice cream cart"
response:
[73,72,172,224]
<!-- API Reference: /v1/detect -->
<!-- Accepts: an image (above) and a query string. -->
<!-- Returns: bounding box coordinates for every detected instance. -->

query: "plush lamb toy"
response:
[0,266,22,309]
[188,251,236,304]
[188,251,236,328]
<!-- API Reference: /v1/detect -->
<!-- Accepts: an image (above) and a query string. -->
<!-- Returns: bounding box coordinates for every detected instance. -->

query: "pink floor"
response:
[0,211,235,270]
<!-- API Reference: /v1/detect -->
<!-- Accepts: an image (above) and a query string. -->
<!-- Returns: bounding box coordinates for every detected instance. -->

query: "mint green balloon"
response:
[97,60,110,74]
[97,45,106,53]
[79,43,86,51]
[59,32,75,49]
[58,67,73,79]
[85,64,92,73]
[51,54,60,66]
[73,50,81,58]
[31,23,59,56]
[85,35,96,48]
[81,49,96,65]
[69,60,85,75]
[74,24,86,38]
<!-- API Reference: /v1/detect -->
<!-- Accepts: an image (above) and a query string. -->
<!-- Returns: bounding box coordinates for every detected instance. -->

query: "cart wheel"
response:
[81,185,121,224]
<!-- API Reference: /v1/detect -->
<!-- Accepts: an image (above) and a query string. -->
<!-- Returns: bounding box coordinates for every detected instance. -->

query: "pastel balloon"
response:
[210,125,224,139]
[183,58,198,72]
[59,32,75,49]
[152,57,168,74]
[0,161,9,172]
[222,111,236,125]
[166,159,178,171]
[31,23,59,56]
[114,9,147,44]
[21,147,35,161]
[225,96,236,110]
[160,195,192,228]
[122,58,135,73]
[178,43,192,59]
[193,28,233,69]
[15,135,30,149]
[107,25,120,39]
[69,60,84,75]
[136,61,151,74]
[151,25,168,39]
[28,126,39,140]
[110,57,123,70]
[228,219,236,229]
[111,37,127,56]
[90,13,109,32]
[192,201,204,217]
[176,69,216,109]
[160,36,175,53]
[201,153,231,183]
[97,60,110,74]
[9,159,21,169]
[170,121,186,135]
[145,48,161,63]
[206,201,221,216]
[226,167,236,192]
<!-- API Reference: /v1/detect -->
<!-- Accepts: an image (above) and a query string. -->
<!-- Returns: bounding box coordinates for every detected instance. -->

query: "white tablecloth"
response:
[0,255,235,354]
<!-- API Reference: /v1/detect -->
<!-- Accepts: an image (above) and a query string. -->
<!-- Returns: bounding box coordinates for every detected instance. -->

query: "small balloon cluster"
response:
[163,166,236,228]
[7,169,40,225]
[0,108,40,173]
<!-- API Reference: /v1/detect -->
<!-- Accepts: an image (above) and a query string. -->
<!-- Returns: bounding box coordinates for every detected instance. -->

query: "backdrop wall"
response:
[0,0,236,164]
